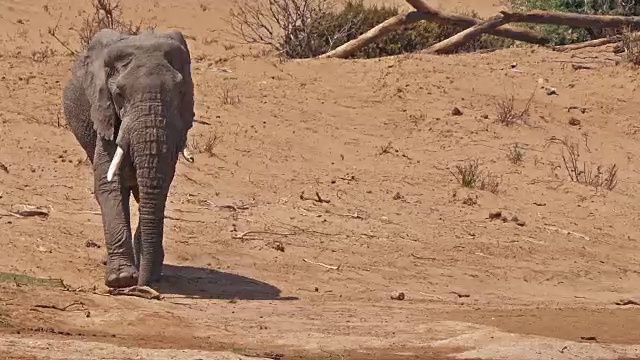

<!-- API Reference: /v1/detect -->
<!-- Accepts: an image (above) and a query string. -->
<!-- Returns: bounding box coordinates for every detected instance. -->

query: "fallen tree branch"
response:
[318,11,425,59]
[316,0,547,59]
[416,6,640,56]
[425,14,509,54]
[552,35,622,52]
[499,10,640,29]
[405,0,547,44]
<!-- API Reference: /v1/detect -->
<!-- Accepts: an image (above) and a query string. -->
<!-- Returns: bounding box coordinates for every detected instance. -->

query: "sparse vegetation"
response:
[450,159,502,194]
[226,0,512,59]
[46,0,154,54]
[76,0,153,49]
[548,136,619,192]
[621,26,640,65]
[507,143,526,165]
[188,133,222,157]
[494,87,536,126]
[220,85,241,105]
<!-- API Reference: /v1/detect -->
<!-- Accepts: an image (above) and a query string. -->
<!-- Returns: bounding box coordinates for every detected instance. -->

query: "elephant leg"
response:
[93,139,138,288]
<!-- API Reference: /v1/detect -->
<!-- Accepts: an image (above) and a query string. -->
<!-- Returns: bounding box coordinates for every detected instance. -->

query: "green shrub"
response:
[227,0,513,59]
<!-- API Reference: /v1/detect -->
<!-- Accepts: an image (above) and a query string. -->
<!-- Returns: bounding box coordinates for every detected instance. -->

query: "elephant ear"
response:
[162,30,195,151]
[83,29,130,141]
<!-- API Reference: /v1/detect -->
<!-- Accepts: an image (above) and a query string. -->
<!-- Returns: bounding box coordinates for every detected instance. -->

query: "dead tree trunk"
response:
[424,14,509,54]
[552,35,622,52]
[422,10,640,57]
[499,10,640,29]
[315,0,640,59]
[315,1,547,59]
[317,11,425,59]
[405,0,548,44]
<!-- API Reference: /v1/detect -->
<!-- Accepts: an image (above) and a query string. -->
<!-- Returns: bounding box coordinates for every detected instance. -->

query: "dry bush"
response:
[77,0,152,50]
[188,133,222,157]
[507,143,525,165]
[47,0,153,53]
[621,26,640,65]
[450,159,501,194]
[494,87,536,126]
[225,0,511,59]
[220,86,240,105]
[548,136,619,192]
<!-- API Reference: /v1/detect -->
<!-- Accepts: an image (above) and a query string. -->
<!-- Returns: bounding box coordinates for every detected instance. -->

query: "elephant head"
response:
[85,29,195,286]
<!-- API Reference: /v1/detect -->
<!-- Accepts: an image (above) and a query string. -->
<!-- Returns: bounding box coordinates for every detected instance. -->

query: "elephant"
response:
[62,28,196,288]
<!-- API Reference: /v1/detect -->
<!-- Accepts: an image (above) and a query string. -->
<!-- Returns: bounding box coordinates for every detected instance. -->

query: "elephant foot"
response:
[105,260,139,288]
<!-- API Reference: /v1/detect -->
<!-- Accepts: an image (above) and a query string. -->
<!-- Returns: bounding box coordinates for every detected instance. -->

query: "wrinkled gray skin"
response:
[62,29,195,288]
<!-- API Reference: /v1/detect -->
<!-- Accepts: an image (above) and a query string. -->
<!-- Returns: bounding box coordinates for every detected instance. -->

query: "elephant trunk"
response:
[127,103,177,286]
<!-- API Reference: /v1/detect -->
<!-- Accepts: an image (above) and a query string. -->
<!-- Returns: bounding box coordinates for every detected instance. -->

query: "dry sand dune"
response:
[1,0,640,359]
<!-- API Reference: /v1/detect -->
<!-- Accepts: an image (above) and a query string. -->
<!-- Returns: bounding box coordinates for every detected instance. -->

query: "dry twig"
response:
[544,225,590,241]
[5,205,50,218]
[300,191,330,203]
[303,258,341,270]
[165,215,205,223]
[107,286,162,300]
[232,230,296,239]
[34,301,85,311]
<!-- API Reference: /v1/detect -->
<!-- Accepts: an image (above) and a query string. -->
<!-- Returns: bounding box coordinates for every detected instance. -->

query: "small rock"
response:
[271,241,285,252]
[580,336,597,341]
[510,215,519,223]
[488,211,502,220]
[450,291,470,298]
[516,220,526,227]
[392,192,404,200]
[510,62,517,68]
[85,240,101,249]
[500,215,509,222]
[462,195,477,206]
[451,106,463,116]
[545,86,558,96]
[391,291,405,300]
[481,114,489,119]
[569,117,581,126]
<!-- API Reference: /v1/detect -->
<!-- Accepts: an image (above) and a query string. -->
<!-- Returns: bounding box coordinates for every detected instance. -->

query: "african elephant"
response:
[62,28,195,288]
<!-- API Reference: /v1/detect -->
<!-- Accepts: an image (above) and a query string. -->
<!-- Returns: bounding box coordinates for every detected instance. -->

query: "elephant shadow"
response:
[154,264,298,301]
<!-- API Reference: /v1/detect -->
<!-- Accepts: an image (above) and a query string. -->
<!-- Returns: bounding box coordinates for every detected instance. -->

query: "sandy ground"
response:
[1,0,640,359]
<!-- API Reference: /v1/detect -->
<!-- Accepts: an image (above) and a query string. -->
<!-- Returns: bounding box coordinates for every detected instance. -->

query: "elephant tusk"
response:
[107,146,124,181]
[181,148,194,163]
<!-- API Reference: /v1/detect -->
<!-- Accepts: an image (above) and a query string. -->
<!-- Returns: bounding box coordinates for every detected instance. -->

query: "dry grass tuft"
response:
[507,143,525,165]
[494,87,536,126]
[188,134,223,157]
[548,136,619,192]
[450,159,501,195]
[621,26,640,65]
